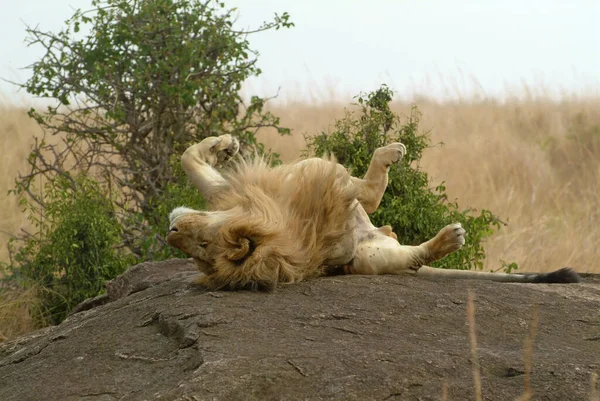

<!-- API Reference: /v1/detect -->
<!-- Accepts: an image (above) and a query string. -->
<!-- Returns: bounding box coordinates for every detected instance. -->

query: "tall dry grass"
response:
[0,286,36,341]
[1,93,599,274]
[259,94,600,274]
[0,104,40,340]
[0,104,41,265]
[1,93,599,276]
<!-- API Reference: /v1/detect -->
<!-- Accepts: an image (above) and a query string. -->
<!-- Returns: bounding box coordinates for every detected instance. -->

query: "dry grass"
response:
[466,292,483,401]
[441,381,448,401]
[515,305,539,401]
[462,293,597,401]
[592,373,599,401]
[0,104,41,265]
[260,94,600,273]
[0,285,37,341]
[4,94,598,273]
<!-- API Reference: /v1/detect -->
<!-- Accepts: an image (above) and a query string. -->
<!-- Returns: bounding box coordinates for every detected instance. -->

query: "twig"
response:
[441,380,449,401]
[591,372,599,401]
[515,305,539,401]
[522,305,539,400]
[466,291,482,401]
[287,359,307,377]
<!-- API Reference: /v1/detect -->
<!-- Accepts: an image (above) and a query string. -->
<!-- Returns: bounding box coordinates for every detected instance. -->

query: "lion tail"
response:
[415,266,581,283]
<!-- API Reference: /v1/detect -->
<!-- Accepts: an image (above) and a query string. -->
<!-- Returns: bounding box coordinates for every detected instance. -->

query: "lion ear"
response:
[225,237,253,261]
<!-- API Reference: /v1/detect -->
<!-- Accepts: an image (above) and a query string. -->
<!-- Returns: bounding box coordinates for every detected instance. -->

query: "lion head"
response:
[166,205,311,291]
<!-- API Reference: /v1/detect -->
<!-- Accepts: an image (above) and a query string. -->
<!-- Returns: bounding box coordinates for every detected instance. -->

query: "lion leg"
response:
[351,142,406,214]
[349,223,465,275]
[180,134,240,201]
[349,223,581,284]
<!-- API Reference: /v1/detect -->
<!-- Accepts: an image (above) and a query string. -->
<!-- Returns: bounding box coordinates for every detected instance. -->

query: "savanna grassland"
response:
[1,90,599,340]
[1,93,599,272]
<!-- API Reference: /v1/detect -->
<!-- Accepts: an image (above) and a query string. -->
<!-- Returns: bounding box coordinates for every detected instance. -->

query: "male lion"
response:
[166,134,580,290]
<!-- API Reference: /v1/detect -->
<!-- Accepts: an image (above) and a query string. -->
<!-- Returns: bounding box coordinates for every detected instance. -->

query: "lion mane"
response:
[197,157,359,290]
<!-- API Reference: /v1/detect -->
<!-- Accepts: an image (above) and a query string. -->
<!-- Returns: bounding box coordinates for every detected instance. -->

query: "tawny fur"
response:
[200,157,359,290]
[166,134,581,290]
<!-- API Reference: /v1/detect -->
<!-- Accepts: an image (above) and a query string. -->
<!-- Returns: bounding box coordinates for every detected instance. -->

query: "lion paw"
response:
[374,142,406,167]
[194,134,240,167]
[426,223,466,261]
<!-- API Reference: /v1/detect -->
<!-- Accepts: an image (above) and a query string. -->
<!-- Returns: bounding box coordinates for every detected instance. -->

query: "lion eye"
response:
[199,241,208,247]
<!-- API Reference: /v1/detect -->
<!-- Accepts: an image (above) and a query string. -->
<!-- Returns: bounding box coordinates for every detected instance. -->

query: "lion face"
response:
[165,207,223,267]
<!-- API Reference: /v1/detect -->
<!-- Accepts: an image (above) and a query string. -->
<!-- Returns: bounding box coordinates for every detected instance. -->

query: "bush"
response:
[305,86,508,271]
[16,0,292,261]
[4,0,293,326]
[5,175,129,325]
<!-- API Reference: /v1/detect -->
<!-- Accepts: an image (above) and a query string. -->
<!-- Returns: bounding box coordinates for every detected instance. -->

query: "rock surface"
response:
[1,259,599,401]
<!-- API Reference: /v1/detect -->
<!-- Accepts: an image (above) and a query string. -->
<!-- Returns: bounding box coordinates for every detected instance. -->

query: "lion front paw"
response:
[213,134,240,166]
[373,142,406,167]
[193,134,240,167]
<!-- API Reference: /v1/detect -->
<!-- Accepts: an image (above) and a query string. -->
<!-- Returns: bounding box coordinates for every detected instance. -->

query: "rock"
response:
[1,259,599,401]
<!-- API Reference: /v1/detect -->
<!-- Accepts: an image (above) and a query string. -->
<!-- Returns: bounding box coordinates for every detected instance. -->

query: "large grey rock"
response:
[1,259,599,401]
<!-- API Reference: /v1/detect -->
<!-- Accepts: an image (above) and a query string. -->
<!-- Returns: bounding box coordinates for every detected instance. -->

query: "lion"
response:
[166,134,581,290]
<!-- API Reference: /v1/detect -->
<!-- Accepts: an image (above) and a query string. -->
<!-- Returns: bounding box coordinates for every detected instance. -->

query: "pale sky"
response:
[1,0,598,103]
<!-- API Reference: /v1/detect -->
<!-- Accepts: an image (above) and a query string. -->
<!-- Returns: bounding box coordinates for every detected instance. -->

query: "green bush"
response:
[4,0,293,326]
[305,86,509,271]
[17,0,292,262]
[6,175,130,325]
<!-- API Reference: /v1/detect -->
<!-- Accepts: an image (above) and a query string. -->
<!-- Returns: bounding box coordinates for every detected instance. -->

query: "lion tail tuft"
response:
[529,267,581,284]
